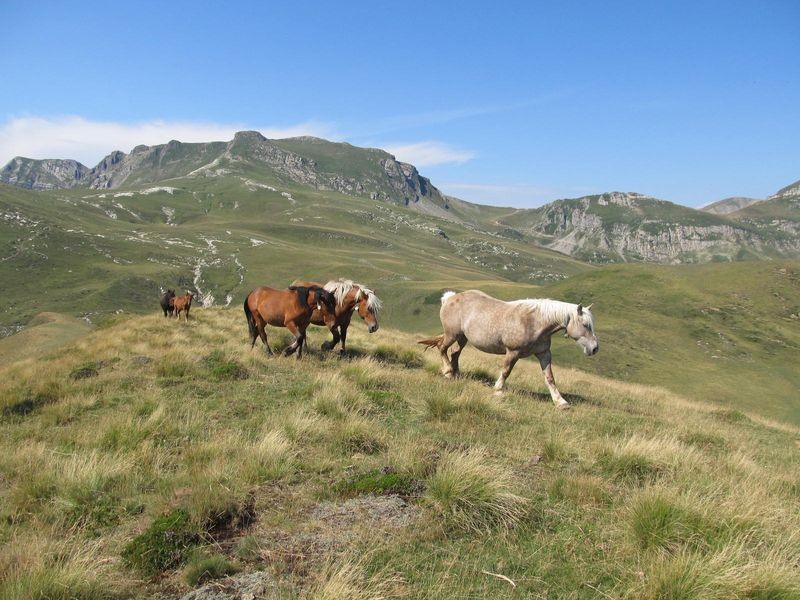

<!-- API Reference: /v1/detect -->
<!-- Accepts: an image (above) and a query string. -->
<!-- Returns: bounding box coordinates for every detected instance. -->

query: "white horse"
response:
[419,290,598,409]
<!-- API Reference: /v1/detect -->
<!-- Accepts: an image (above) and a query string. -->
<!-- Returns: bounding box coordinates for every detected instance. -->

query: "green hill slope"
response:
[0,312,797,598]
[536,261,800,425]
[0,312,91,365]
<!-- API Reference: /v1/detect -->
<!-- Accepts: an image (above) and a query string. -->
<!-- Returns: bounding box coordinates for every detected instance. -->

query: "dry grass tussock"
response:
[1,309,798,598]
[0,534,120,600]
[424,448,528,533]
[303,556,404,600]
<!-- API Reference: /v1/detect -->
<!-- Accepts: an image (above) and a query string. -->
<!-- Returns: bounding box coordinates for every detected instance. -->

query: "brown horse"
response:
[292,279,381,353]
[243,285,336,358]
[419,290,597,409]
[173,292,194,321]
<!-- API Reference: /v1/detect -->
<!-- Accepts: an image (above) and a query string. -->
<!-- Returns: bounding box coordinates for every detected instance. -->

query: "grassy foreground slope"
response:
[1,310,798,599]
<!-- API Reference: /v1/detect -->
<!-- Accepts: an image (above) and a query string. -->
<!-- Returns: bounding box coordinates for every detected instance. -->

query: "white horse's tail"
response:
[441,291,456,304]
[417,334,444,351]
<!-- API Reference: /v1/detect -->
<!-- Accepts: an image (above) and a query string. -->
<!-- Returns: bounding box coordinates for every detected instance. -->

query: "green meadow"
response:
[1,168,798,598]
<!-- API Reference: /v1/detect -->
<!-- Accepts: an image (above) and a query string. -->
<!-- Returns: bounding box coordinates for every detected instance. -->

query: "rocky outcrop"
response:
[0,157,90,190]
[770,179,800,199]
[509,192,800,263]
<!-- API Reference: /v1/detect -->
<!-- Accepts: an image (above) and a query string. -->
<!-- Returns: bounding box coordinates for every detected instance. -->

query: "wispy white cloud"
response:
[0,115,337,166]
[382,141,475,167]
[352,94,572,138]
[439,182,592,207]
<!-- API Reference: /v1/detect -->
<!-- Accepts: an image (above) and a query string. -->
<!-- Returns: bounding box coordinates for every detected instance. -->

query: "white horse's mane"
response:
[324,279,382,313]
[511,298,593,328]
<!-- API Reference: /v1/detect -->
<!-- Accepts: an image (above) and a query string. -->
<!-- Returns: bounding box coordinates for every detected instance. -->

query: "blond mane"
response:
[324,279,382,314]
[511,298,593,329]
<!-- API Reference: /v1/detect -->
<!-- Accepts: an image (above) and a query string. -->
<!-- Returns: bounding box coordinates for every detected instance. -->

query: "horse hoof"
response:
[556,401,571,410]
[443,372,454,379]
[494,389,506,397]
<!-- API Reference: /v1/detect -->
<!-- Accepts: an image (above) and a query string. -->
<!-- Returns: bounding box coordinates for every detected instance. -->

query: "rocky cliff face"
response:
[504,192,800,263]
[226,131,445,209]
[770,179,800,200]
[1,158,90,190]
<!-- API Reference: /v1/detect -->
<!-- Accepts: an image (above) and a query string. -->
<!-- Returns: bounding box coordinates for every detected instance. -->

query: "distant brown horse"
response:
[243,285,336,358]
[173,292,194,321]
[419,291,598,409]
[292,279,381,353]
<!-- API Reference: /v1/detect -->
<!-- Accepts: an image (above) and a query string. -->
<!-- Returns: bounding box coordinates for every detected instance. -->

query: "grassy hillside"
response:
[0,313,91,365]
[1,310,798,599]
[0,178,588,331]
[536,261,800,425]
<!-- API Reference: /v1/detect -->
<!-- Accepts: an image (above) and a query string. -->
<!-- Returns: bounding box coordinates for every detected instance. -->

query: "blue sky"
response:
[1,1,798,207]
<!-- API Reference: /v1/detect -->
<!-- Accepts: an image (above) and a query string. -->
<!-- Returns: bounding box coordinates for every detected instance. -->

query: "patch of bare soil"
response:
[179,571,278,600]
[310,494,419,530]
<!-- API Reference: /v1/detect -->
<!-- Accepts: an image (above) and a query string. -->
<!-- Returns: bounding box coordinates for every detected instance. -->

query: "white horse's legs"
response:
[494,350,520,394]
[439,334,456,377]
[449,335,468,377]
[536,350,570,409]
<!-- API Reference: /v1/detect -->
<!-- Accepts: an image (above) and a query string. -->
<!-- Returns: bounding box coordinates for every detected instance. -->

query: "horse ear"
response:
[577,303,583,315]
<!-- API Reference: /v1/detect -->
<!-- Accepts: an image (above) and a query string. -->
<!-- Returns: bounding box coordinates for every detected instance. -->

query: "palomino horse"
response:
[243,285,336,359]
[173,292,194,321]
[160,289,176,317]
[419,290,598,409]
[292,279,381,353]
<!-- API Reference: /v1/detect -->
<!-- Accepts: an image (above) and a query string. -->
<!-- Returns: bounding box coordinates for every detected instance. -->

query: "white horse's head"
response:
[565,303,598,356]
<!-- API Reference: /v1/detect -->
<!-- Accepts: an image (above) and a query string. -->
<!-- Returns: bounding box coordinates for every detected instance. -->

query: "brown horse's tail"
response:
[417,334,444,351]
[243,294,257,342]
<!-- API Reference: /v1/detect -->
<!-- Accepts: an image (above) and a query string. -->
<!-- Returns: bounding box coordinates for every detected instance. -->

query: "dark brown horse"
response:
[292,279,381,353]
[160,289,176,317]
[173,292,194,321]
[243,285,336,358]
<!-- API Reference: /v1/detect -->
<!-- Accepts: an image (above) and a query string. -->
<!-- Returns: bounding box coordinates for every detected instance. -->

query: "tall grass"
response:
[1,310,798,597]
[424,449,527,533]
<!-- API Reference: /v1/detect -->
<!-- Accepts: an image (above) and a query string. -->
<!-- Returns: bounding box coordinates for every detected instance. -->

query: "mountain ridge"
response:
[701,196,762,215]
[0,131,451,216]
[2,132,798,264]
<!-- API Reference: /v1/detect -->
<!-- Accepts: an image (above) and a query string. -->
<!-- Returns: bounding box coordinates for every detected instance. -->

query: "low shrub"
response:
[70,362,100,380]
[121,509,200,575]
[184,553,240,586]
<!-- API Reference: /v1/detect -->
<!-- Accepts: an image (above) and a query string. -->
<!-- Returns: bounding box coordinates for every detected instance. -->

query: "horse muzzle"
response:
[368,324,379,333]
